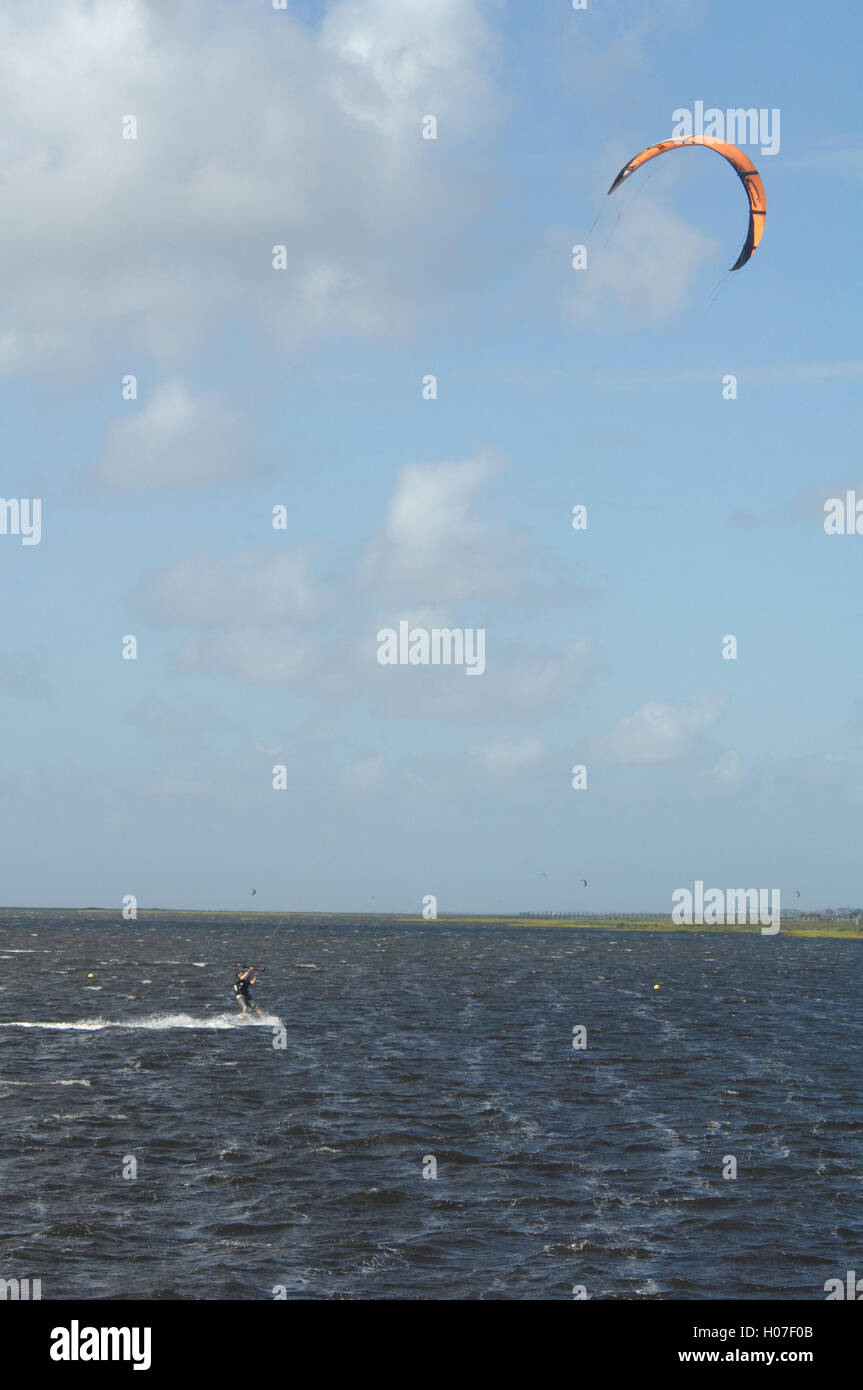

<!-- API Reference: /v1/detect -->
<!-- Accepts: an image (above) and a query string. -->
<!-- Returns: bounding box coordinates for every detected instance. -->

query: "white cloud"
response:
[363,454,517,603]
[366,630,599,723]
[587,692,728,765]
[130,451,599,715]
[174,627,325,687]
[94,379,254,490]
[127,694,230,745]
[470,734,544,776]
[708,749,744,787]
[502,640,597,711]
[320,0,493,134]
[0,0,497,376]
[339,756,387,791]
[160,614,599,724]
[136,550,325,626]
[569,196,716,326]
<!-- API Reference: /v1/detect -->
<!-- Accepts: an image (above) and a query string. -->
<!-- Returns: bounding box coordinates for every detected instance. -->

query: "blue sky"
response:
[1,0,861,913]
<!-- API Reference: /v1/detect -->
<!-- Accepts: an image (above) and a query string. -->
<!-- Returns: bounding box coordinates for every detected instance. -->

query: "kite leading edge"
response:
[607,135,766,271]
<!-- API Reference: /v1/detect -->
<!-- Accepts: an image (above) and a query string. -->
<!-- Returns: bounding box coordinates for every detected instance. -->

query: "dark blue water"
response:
[0,917,859,1299]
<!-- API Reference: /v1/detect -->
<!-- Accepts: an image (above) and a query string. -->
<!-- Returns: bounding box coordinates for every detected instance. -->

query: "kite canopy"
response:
[607,135,766,271]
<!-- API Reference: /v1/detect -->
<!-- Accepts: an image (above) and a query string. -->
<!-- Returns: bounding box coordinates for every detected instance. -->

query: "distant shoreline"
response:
[1,908,861,941]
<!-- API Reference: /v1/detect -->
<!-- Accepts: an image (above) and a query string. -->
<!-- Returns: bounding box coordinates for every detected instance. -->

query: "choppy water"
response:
[0,917,860,1300]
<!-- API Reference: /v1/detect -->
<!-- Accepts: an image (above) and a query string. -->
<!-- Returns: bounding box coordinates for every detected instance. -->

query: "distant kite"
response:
[608,135,766,270]
[251,889,256,896]
[580,879,588,888]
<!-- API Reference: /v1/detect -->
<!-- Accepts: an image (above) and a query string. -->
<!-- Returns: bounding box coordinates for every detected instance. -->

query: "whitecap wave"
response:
[0,1012,284,1031]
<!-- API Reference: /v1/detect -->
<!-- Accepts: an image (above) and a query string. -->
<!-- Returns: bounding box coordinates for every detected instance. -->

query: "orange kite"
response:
[608,136,766,270]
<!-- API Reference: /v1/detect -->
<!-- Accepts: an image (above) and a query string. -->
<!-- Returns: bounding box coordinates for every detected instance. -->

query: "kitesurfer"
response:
[233,967,262,1016]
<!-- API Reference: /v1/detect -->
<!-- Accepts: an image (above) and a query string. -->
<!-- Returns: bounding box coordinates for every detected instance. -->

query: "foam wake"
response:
[0,1012,284,1031]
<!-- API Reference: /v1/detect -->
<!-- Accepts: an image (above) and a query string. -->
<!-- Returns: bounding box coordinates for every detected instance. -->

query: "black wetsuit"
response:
[234,975,251,1003]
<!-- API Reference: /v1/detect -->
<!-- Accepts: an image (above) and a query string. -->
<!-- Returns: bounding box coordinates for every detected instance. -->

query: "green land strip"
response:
[43,908,860,940]
[0,906,854,941]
